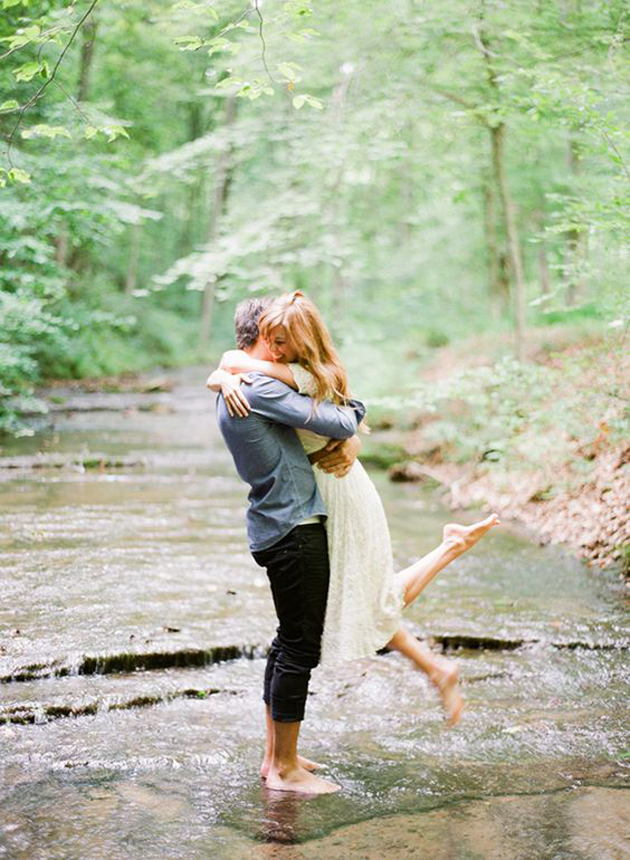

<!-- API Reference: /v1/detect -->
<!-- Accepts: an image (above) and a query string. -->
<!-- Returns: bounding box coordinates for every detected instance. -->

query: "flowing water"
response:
[0,368,628,860]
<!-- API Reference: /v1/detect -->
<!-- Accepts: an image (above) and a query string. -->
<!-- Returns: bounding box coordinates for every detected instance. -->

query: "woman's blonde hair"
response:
[259,291,350,404]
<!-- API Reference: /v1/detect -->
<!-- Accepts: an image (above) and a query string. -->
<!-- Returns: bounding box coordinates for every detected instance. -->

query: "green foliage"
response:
[0,0,627,440]
[406,339,628,480]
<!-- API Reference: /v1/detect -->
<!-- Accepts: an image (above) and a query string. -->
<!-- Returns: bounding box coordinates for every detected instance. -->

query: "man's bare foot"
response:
[443,513,500,555]
[430,661,465,727]
[260,754,322,780]
[265,765,340,795]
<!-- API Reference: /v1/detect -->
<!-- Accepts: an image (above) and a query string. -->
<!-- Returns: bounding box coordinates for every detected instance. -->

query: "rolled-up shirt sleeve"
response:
[245,375,365,439]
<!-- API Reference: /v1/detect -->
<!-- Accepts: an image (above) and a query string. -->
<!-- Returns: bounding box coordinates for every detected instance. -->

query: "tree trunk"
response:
[77,17,98,102]
[198,97,237,349]
[534,210,550,298]
[477,13,526,359]
[179,99,205,254]
[490,123,526,360]
[482,169,508,316]
[565,137,587,307]
[55,228,69,267]
[125,222,141,296]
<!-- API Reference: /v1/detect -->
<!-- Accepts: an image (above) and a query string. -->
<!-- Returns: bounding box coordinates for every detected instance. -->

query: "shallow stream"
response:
[0,368,627,859]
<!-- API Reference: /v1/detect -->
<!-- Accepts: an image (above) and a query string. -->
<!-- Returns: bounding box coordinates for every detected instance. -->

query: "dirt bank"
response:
[392,443,628,574]
[388,330,629,576]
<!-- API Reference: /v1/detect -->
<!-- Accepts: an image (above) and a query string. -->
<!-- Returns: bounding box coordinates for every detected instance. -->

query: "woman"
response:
[208,291,499,726]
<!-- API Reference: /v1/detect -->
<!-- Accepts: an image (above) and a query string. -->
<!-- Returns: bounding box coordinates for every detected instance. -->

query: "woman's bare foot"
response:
[430,661,465,727]
[443,513,500,555]
[265,765,340,795]
[260,754,322,780]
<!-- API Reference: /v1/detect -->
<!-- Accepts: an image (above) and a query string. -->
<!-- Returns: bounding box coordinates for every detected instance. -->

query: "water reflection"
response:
[257,786,302,844]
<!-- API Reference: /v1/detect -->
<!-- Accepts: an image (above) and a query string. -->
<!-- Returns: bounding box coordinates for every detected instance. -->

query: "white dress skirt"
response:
[290,364,405,667]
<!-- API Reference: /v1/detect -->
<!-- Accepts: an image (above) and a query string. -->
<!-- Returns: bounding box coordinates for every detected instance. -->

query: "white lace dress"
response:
[290,364,404,667]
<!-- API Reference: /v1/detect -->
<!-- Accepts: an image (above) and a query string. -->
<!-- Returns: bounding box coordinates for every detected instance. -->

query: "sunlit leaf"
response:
[293,93,323,110]
[174,35,203,50]
[21,124,72,140]
[13,61,42,82]
[277,62,302,83]
[104,125,130,142]
[8,167,31,184]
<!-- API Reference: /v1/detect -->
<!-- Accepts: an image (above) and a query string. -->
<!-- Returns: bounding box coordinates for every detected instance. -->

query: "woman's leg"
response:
[387,626,464,726]
[397,514,500,607]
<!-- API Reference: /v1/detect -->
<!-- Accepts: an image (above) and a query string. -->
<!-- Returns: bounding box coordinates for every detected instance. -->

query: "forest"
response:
[1,0,628,565]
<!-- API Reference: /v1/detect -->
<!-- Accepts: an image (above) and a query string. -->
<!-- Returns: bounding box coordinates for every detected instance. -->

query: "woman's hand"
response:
[206,369,252,418]
[220,372,252,418]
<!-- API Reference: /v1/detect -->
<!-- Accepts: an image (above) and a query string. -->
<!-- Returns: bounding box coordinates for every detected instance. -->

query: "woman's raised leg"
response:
[387,626,464,726]
[397,513,500,607]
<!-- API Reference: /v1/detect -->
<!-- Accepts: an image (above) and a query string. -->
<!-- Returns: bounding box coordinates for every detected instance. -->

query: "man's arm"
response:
[245,375,366,439]
[309,435,362,478]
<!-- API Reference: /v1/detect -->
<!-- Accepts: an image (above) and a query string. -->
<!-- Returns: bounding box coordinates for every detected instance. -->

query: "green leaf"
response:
[0,100,19,112]
[84,125,98,139]
[4,24,41,49]
[206,37,240,57]
[21,124,72,140]
[277,62,302,82]
[8,167,31,184]
[293,93,323,110]
[172,0,218,16]
[14,61,42,82]
[2,0,26,8]
[104,125,130,142]
[174,35,203,50]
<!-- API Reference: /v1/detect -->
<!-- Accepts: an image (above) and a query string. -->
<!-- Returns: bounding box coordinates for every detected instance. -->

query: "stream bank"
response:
[379,332,629,577]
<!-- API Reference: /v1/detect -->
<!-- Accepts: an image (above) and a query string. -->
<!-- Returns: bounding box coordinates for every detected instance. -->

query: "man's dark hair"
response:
[234,297,272,350]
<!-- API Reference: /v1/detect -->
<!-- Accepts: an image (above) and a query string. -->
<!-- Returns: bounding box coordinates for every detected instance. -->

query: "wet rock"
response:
[1,644,266,683]
[429,634,528,652]
[0,453,146,470]
[389,461,442,484]
[141,377,174,393]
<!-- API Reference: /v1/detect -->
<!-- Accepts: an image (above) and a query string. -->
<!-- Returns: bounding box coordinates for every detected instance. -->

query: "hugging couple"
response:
[207,290,499,795]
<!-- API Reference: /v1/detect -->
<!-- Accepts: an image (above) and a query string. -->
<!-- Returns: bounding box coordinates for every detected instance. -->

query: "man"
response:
[208,298,364,794]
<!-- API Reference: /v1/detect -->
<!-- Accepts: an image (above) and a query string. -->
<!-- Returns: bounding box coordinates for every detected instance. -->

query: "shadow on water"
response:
[0,367,628,859]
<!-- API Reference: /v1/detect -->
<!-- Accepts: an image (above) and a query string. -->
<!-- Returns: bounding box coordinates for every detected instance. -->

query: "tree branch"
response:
[254,0,274,84]
[4,0,101,168]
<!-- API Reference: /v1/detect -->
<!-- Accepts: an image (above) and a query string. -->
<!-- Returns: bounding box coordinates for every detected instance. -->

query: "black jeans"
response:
[252,523,330,723]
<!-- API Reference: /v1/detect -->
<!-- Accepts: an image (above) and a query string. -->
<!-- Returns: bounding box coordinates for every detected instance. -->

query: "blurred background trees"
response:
[1,0,628,433]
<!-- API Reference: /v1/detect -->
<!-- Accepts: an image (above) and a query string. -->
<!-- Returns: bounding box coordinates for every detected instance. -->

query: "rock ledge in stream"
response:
[1,644,265,683]
[3,635,624,686]
[0,687,230,726]
[0,453,146,470]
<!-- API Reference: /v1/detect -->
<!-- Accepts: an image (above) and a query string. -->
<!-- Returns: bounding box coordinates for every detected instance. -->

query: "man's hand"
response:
[310,435,361,478]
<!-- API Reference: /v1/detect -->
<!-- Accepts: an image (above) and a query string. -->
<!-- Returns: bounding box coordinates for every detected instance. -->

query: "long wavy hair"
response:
[258,291,350,405]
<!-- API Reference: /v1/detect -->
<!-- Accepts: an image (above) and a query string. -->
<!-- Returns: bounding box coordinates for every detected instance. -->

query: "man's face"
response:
[255,337,275,361]
[266,325,298,363]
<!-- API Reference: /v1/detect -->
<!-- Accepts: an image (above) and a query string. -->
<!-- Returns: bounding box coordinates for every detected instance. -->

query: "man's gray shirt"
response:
[216,373,366,552]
